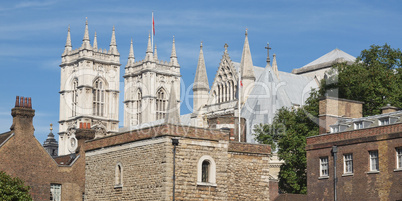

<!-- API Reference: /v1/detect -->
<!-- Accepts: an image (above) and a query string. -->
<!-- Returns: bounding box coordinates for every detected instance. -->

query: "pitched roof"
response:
[0,131,13,148]
[292,48,356,74]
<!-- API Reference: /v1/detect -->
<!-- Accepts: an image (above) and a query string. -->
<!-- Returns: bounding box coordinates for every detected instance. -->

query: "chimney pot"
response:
[15,96,19,107]
[24,97,28,108]
[20,97,24,107]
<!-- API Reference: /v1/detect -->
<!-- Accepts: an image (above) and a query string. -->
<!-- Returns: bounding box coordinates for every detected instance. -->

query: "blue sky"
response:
[1,0,402,144]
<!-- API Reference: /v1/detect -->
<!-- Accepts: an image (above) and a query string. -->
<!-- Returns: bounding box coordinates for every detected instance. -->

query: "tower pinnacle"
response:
[170,36,179,66]
[193,41,209,91]
[81,18,91,49]
[127,38,135,65]
[63,25,72,54]
[93,31,98,50]
[109,26,119,55]
[165,82,180,125]
[145,33,153,61]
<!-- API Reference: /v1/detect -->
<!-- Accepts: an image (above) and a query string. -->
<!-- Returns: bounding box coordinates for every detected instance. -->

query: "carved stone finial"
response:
[50,123,53,131]
[265,42,272,65]
[224,43,228,54]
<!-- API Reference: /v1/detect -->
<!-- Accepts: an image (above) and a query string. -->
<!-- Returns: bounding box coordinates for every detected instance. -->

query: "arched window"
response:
[156,88,167,120]
[202,160,210,182]
[136,90,142,124]
[93,79,105,116]
[197,155,217,186]
[115,163,123,187]
[72,79,78,117]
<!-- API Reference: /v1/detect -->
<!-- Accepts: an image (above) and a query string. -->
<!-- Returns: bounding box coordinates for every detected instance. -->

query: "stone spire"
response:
[127,38,135,65]
[109,26,119,55]
[81,18,91,49]
[145,33,153,61]
[240,29,254,80]
[170,36,179,66]
[153,44,158,60]
[272,54,279,79]
[93,31,98,50]
[165,82,180,125]
[193,42,209,91]
[63,25,72,54]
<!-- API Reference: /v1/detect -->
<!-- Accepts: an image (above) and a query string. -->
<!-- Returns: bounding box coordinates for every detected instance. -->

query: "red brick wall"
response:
[0,108,85,201]
[307,124,402,200]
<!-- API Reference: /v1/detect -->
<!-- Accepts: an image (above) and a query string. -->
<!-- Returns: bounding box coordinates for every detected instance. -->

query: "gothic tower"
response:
[58,20,120,155]
[124,35,180,127]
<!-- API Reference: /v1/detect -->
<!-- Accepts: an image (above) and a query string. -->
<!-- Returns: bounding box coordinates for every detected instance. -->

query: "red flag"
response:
[240,80,243,87]
[152,14,155,36]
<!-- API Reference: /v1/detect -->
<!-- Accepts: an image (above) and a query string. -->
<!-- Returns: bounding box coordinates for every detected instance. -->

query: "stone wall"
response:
[85,137,170,200]
[85,124,271,200]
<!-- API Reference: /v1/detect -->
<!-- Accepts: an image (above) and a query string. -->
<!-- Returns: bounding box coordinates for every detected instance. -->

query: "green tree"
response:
[324,44,402,116]
[254,90,320,194]
[0,171,32,201]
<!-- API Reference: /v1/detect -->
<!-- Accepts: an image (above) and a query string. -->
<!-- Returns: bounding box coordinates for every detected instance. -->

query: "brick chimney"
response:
[380,104,399,114]
[10,96,35,133]
[319,97,363,134]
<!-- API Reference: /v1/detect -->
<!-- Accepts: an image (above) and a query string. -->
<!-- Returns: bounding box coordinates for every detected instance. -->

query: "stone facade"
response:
[59,20,120,155]
[0,97,85,201]
[84,124,271,200]
[307,100,402,200]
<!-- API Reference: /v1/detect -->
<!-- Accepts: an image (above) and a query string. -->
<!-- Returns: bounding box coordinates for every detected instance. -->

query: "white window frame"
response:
[330,126,339,133]
[343,154,353,175]
[369,150,379,172]
[319,157,329,178]
[197,155,217,186]
[354,121,363,129]
[396,148,402,170]
[50,183,62,201]
[379,118,390,126]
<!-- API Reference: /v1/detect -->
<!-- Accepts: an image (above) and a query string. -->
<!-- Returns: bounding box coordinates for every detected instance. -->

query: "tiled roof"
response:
[53,154,78,166]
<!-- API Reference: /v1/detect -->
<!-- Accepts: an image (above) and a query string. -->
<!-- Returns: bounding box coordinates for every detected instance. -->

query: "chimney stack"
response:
[10,96,35,132]
[380,104,399,114]
[318,97,363,134]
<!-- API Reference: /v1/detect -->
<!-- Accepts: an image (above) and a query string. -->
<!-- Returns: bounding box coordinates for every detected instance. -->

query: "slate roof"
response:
[53,154,78,166]
[292,48,356,74]
[239,64,318,143]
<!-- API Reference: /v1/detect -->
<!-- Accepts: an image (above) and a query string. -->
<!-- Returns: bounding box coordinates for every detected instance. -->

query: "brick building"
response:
[0,97,86,201]
[84,123,272,200]
[306,97,402,200]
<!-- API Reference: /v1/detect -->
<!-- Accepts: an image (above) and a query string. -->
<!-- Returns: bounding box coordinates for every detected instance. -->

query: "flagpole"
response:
[238,67,241,142]
[152,11,154,49]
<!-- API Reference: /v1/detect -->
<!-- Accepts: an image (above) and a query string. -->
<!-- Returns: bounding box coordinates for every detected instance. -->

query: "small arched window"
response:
[72,79,78,117]
[115,163,123,187]
[93,79,105,116]
[197,155,216,186]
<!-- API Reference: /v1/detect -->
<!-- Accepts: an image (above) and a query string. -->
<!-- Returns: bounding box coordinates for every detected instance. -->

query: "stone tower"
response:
[58,20,120,155]
[123,35,180,127]
[43,124,58,157]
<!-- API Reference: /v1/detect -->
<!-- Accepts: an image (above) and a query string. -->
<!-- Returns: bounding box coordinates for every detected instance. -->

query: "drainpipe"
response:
[172,138,179,201]
[332,146,338,201]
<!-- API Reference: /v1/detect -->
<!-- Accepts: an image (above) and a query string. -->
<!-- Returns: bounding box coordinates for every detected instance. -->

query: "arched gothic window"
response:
[156,88,167,120]
[72,79,78,117]
[136,90,142,124]
[93,79,105,116]
[115,163,123,187]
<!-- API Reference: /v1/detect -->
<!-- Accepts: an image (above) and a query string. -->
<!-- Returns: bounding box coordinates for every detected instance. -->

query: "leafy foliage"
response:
[254,90,320,194]
[324,44,402,116]
[0,171,32,201]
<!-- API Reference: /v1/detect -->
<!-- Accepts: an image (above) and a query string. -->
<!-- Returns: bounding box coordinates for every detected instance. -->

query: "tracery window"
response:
[72,79,78,117]
[156,88,167,120]
[93,79,105,116]
[214,64,237,104]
